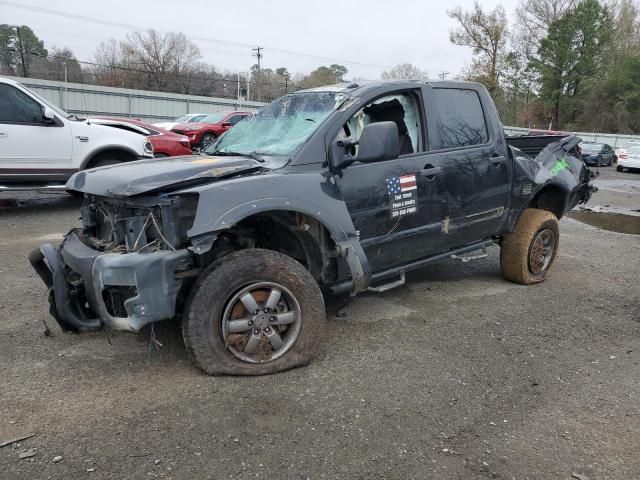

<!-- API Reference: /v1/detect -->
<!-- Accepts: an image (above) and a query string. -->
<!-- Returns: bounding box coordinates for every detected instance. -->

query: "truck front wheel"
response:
[182,249,326,375]
[500,208,559,285]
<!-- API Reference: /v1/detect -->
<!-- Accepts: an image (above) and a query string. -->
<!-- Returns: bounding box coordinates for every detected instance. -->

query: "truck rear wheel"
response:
[182,249,326,375]
[500,208,559,285]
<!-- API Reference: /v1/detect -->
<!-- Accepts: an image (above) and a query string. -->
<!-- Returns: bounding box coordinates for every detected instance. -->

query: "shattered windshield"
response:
[206,91,347,157]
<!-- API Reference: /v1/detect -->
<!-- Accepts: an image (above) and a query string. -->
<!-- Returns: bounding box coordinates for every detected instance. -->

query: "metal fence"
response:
[504,125,640,149]
[5,76,266,123]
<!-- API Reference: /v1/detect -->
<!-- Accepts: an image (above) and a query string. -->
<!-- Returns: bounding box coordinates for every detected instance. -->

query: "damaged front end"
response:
[29,194,198,332]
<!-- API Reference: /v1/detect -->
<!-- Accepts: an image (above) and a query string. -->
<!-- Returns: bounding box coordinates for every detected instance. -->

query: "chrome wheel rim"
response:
[221,282,301,363]
[528,229,555,275]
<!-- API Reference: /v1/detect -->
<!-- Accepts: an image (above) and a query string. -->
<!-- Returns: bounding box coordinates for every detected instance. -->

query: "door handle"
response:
[490,154,505,165]
[419,166,443,178]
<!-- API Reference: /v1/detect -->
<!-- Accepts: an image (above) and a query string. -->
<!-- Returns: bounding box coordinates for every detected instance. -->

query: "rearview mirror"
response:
[43,107,55,123]
[221,121,231,127]
[357,121,401,163]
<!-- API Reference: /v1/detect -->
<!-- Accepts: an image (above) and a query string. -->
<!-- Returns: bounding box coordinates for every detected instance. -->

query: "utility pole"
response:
[439,71,449,81]
[15,26,28,77]
[237,72,241,106]
[284,74,289,94]
[251,46,263,102]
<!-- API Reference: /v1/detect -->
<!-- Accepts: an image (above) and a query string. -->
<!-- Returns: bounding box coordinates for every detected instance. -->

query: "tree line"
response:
[2,2,638,134]
[0,25,350,103]
[446,0,640,133]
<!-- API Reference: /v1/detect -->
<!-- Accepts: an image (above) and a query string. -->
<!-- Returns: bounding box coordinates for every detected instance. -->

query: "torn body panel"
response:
[504,135,595,231]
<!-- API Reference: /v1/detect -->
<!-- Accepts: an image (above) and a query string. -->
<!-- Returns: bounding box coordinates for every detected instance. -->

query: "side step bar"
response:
[367,272,405,293]
[331,239,497,295]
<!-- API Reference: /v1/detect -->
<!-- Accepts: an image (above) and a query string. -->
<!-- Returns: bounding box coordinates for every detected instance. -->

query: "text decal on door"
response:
[386,174,418,218]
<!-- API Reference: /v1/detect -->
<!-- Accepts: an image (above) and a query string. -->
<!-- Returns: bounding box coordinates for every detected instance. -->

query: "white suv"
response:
[0,77,154,191]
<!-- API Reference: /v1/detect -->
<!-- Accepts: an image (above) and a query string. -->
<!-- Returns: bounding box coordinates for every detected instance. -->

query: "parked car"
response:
[0,77,154,191]
[152,113,208,131]
[172,111,252,149]
[580,142,616,167]
[31,81,595,375]
[617,144,640,172]
[90,117,193,157]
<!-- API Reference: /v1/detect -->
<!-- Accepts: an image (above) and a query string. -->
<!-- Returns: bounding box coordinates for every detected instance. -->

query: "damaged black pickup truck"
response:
[30,81,595,375]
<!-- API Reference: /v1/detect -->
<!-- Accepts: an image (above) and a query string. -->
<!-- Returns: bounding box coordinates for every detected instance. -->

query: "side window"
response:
[432,88,488,150]
[337,92,422,158]
[228,115,243,126]
[0,84,44,124]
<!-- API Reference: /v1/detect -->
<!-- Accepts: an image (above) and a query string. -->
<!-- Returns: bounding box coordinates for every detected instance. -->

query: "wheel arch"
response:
[195,208,342,288]
[526,183,570,219]
[81,146,139,169]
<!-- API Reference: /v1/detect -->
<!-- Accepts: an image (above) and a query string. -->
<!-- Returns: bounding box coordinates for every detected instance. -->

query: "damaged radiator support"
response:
[80,194,198,254]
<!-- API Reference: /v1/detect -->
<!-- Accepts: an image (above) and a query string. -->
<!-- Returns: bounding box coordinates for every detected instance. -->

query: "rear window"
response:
[432,88,488,149]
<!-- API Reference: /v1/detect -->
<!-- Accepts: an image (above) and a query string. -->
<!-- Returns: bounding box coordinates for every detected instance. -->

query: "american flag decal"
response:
[399,174,417,191]
[386,174,417,195]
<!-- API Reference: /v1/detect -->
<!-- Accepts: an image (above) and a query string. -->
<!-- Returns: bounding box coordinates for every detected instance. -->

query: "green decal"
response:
[550,157,570,176]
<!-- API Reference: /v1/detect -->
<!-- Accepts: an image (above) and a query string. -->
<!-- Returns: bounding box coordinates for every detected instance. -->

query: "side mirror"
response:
[221,121,231,127]
[43,107,55,123]
[357,121,401,163]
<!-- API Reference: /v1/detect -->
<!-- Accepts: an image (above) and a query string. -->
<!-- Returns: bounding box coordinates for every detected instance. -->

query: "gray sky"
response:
[3,0,521,79]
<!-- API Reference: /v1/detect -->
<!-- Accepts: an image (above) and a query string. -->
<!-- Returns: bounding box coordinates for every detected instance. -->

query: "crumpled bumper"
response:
[29,230,191,332]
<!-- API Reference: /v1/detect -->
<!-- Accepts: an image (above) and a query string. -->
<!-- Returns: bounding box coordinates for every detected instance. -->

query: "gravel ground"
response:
[1,168,638,480]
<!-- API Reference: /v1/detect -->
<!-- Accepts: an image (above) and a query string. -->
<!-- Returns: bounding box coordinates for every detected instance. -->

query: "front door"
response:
[333,90,446,273]
[0,83,71,176]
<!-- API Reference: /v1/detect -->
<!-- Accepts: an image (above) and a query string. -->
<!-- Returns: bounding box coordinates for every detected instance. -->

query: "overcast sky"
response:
[3,0,521,79]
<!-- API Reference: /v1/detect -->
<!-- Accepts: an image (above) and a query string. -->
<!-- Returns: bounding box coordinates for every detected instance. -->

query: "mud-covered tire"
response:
[500,208,560,285]
[183,249,326,376]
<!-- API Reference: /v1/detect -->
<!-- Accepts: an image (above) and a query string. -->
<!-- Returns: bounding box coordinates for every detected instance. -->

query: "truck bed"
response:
[505,134,570,158]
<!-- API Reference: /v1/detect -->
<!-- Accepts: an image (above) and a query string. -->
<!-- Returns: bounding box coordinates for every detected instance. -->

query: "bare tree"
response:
[121,30,201,92]
[512,0,576,56]
[448,2,508,93]
[382,63,429,80]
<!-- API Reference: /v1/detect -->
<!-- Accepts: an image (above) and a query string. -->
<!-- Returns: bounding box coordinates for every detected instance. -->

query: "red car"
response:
[172,111,252,150]
[91,116,193,157]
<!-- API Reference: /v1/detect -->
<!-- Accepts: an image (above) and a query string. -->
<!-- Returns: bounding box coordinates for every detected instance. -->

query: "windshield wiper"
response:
[210,151,266,162]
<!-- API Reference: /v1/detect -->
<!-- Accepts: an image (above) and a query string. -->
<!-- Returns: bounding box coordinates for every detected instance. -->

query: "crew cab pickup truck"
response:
[30,81,595,375]
[0,77,154,191]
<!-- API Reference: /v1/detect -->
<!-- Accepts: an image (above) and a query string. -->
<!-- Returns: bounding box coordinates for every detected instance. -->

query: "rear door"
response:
[422,86,511,248]
[0,83,72,178]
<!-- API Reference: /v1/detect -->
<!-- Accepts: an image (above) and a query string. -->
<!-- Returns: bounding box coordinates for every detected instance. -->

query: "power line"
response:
[0,0,395,70]
[3,48,294,89]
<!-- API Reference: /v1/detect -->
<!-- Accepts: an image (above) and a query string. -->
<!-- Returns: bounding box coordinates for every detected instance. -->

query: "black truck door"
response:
[332,90,447,273]
[422,87,511,248]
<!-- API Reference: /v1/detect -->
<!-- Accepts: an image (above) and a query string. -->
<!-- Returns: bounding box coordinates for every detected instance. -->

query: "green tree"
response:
[299,66,343,88]
[329,64,348,82]
[530,0,612,129]
[0,25,47,76]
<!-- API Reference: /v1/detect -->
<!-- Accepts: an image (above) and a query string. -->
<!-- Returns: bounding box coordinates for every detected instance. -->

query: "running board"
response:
[330,238,497,295]
[367,272,405,293]
[451,248,488,263]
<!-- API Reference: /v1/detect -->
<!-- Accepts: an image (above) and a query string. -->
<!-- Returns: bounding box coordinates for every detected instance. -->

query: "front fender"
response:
[185,171,371,293]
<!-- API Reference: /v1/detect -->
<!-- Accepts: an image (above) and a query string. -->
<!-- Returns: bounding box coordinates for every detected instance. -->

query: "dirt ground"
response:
[1,168,638,480]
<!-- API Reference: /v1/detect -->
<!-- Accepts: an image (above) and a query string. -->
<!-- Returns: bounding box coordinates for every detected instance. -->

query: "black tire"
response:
[500,208,560,285]
[183,249,326,376]
[200,133,216,150]
[91,159,121,168]
[617,165,624,172]
[154,152,169,158]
